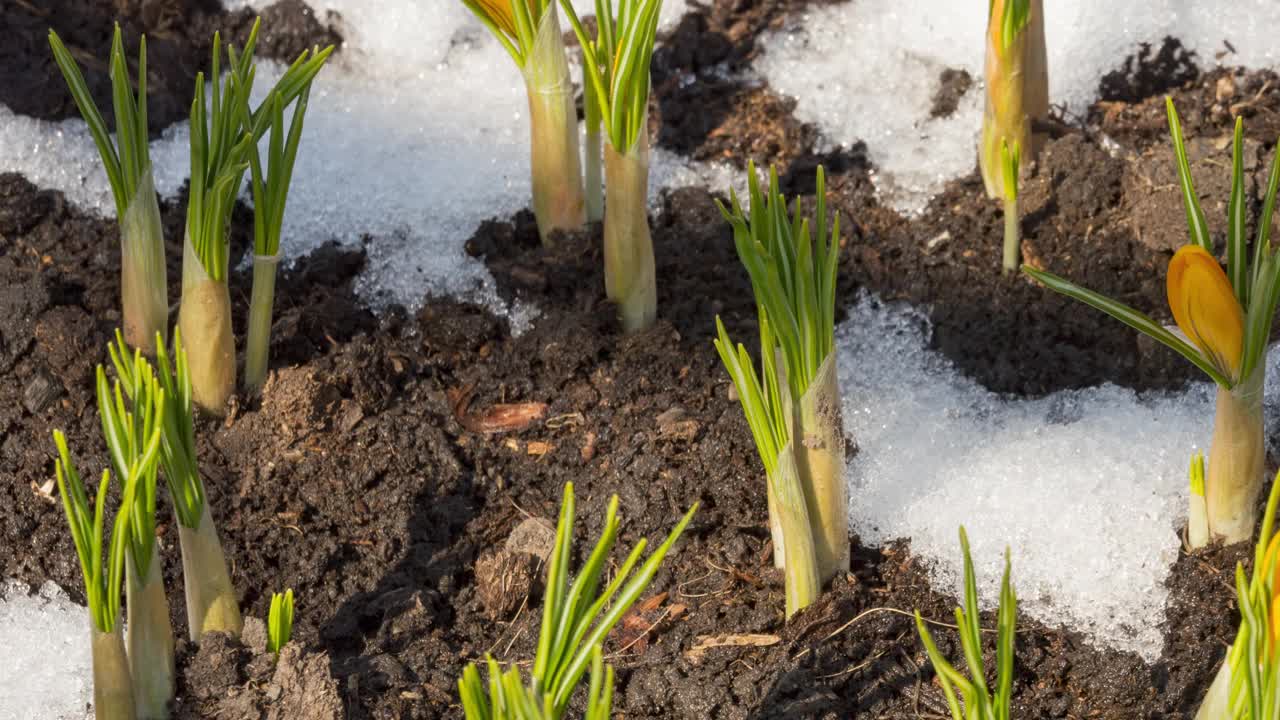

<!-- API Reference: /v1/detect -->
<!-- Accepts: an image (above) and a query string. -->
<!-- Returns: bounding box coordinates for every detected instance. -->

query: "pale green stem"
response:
[771,443,819,618]
[179,503,242,641]
[603,133,657,333]
[795,352,849,583]
[585,128,604,224]
[92,625,137,720]
[1206,366,1266,544]
[1002,194,1020,274]
[178,234,235,414]
[126,554,174,719]
[767,486,785,570]
[119,167,168,355]
[1194,658,1230,720]
[243,254,281,394]
[524,4,585,246]
[584,63,604,224]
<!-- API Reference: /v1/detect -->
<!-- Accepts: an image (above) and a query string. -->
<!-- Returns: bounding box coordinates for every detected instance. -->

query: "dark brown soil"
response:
[2,3,1278,720]
[1,0,342,136]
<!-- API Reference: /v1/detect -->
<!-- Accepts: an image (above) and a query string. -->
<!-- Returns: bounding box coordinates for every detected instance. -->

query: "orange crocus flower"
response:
[473,0,536,40]
[1167,245,1245,381]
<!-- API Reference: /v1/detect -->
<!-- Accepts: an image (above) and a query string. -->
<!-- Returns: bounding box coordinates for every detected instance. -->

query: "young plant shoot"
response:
[267,589,295,655]
[713,163,846,616]
[181,24,332,412]
[1024,101,1280,548]
[102,334,175,719]
[52,414,162,720]
[49,26,167,354]
[583,44,605,224]
[154,329,244,640]
[915,527,1017,720]
[457,483,697,719]
[980,0,1047,274]
[462,0,585,245]
[1195,473,1280,719]
[241,81,317,393]
[562,0,663,332]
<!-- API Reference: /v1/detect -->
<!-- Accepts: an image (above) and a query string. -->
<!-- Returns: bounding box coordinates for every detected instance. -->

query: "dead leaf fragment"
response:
[449,384,547,434]
[685,634,781,662]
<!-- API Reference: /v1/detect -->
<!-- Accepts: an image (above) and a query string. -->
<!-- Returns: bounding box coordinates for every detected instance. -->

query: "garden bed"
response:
[2,0,1279,718]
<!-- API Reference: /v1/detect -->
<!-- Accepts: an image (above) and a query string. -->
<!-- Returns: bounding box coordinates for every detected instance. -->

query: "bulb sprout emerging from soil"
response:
[150,329,244,642]
[561,0,666,332]
[914,527,1017,720]
[1197,472,1280,718]
[51,413,157,720]
[243,73,323,394]
[183,21,333,411]
[48,26,169,355]
[713,162,846,617]
[462,0,586,245]
[1023,100,1280,549]
[457,483,697,717]
[99,341,176,718]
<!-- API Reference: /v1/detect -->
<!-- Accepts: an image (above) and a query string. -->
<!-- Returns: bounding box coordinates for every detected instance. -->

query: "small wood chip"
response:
[685,634,781,662]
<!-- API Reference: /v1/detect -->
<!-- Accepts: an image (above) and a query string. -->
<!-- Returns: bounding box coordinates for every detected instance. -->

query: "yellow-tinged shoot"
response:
[1167,245,1244,382]
[474,0,525,39]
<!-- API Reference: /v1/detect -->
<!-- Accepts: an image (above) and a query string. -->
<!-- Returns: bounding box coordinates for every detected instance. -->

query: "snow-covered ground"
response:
[758,0,1280,213]
[4,0,1280,715]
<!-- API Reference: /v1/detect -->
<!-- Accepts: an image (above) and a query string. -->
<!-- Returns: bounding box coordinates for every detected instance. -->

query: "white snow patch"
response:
[0,0,720,317]
[0,581,92,720]
[834,293,1249,660]
[758,0,1280,213]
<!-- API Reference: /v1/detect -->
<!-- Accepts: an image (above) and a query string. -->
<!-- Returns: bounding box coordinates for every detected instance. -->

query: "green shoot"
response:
[48,25,167,354]
[982,0,1047,272]
[1194,472,1280,719]
[1023,101,1280,546]
[179,22,332,412]
[53,398,161,719]
[268,589,296,655]
[1000,140,1021,273]
[561,0,662,155]
[136,328,242,641]
[462,0,585,245]
[241,77,318,393]
[717,163,839,405]
[561,0,664,331]
[914,527,1017,720]
[714,163,846,607]
[100,333,175,717]
[458,483,697,718]
[54,429,152,634]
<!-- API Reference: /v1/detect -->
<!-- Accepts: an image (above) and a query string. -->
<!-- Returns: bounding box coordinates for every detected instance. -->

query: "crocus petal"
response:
[475,0,519,39]
[1167,245,1244,380]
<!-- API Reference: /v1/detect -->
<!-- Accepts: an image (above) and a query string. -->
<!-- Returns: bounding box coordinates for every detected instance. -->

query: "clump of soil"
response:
[0,3,1276,719]
[0,0,342,136]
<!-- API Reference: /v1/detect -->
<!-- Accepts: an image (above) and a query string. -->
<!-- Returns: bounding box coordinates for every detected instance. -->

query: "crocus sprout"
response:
[462,0,586,246]
[102,333,175,719]
[562,0,665,333]
[49,26,168,355]
[457,483,697,719]
[1195,472,1280,719]
[267,589,295,655]
[980,0,1047,274]
[714,164,846,617]
[53,397,162,720]
[149,330,243,641]
[915,527,1017,720]
[1024,100,1280,548]
[180,22,331,413]
[241,77,318,393]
